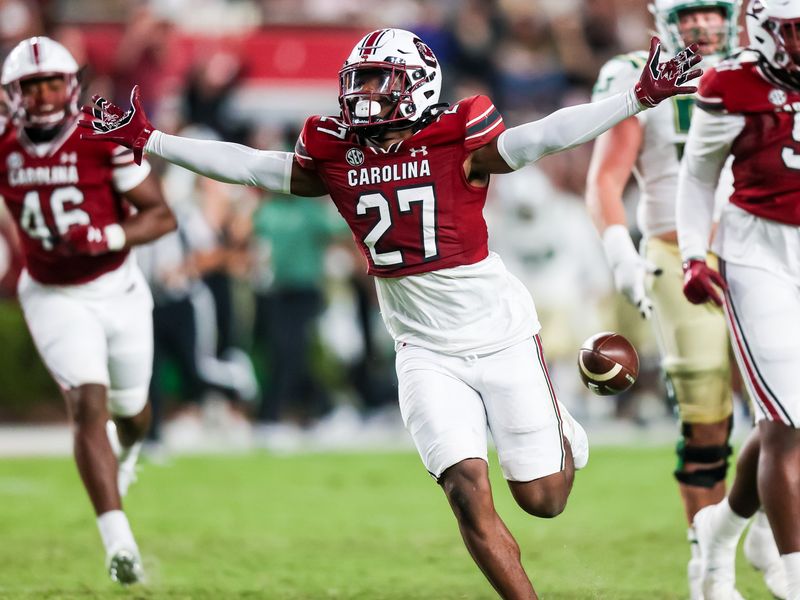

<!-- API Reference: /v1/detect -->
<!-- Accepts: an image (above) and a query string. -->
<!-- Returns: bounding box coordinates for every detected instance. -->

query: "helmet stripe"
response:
[359,29,390,59]
[31,38,40,65]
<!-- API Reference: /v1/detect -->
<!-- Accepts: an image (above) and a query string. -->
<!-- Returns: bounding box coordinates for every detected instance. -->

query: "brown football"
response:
[577,332,639,396]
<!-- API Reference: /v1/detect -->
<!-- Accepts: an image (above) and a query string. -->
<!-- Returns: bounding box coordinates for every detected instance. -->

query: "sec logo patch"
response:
[769,88,787,107]
[346,148,364,166]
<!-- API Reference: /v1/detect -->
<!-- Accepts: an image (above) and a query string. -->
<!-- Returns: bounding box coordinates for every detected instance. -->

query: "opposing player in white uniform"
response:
[80,28,700,598]
[0,38,176,584]
[586,2,783,598]
[677,0,800,598]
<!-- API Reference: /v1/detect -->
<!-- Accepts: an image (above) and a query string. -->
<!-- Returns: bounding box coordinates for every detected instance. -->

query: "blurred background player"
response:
[80,27,701,599]
[677,0,800,598]
[0,37,175,584]
[583,1,784,597]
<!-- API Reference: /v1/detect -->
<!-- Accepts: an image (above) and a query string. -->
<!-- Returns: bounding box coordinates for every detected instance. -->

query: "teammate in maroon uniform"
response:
[0,37,176,584]
[677,1,800,598]
[82,28,700,599]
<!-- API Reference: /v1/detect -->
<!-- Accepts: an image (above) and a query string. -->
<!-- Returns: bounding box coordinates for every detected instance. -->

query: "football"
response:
[577,332,639,396]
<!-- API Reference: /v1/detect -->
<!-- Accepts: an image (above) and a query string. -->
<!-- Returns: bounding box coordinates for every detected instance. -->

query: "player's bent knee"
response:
[510,476,569,518]
[440,460,495,527]
[108,386,149,419]
[518,494,566,519]
[66,384,109,426]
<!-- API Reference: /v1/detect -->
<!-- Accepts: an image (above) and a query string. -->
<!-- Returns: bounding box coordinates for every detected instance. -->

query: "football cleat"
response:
[744,514,787,599]
[693,505,745,600]
[688,554,705,600]
[106,547,144,585]
[558,402,589,470]
[688,527,705,600]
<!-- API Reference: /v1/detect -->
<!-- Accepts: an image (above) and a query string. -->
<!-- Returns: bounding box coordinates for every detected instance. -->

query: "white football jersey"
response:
[592,51,731,238]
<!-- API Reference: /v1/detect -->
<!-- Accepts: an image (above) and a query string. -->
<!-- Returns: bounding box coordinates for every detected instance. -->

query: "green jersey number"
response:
[672,96,695,160]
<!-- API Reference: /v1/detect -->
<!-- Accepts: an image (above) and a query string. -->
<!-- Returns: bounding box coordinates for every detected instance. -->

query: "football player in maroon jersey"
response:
[82,28,700,599]
[585,1,788,598]
[0,37,176,585]
[676,1,800,598]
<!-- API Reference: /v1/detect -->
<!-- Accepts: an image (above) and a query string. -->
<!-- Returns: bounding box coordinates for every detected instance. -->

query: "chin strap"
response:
[349,101,451,140]
[412,102,450,131]
[759,57,800,90]
[24,120,70,143]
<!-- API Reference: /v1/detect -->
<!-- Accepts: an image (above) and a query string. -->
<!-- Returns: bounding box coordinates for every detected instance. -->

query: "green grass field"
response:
[0,447,772,599]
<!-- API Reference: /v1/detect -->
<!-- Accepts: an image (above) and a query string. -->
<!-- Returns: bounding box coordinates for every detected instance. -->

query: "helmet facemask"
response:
[5,72,79,130]
[747,0,800,89]
[766,17,800,75]
[339,62,415,131]
[650,0,740,62]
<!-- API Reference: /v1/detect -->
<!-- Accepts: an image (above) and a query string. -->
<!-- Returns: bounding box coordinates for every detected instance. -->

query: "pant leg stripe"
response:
[719,259,793,426]
[533,335,565,470]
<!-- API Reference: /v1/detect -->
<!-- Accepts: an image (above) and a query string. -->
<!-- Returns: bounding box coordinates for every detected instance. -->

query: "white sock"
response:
[119,440,143,466]
[753,508,771,531]
[713,498,749,547]
[688,526,701,560]
[783,552,800,600]
[97,510,137,554]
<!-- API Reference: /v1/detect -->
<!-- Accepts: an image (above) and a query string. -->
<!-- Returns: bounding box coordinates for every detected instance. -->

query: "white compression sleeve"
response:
[496,88,644,170]
[676,108,744,263]
[145,131,294,193]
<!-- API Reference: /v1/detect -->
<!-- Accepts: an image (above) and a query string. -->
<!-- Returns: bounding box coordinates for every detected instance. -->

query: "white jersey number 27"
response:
[357,185,438,266]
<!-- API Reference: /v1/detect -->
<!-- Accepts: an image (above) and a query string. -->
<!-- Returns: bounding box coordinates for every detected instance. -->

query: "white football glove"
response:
[602,224,661,319]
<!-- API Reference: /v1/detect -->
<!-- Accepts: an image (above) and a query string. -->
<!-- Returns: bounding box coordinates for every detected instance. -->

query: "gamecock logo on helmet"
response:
[414,39,437,68]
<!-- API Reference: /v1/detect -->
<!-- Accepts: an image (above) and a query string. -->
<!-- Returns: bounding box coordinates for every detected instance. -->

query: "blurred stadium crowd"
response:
[0,0,702,453]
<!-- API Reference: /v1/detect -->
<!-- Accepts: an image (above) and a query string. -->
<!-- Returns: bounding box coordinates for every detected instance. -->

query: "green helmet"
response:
[649,0,741,62]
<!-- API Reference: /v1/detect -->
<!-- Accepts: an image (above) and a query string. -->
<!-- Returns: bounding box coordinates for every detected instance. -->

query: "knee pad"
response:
[673,421,733,488]
[107,386,148,418]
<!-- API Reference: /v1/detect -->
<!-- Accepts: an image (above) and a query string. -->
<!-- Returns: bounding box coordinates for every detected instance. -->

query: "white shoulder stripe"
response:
[466,105,495,126]
[464,118,503,141]
[696,94,722,103]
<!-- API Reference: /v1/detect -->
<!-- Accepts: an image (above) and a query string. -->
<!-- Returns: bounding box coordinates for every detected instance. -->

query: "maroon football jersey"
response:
[0,119,135,285]
[295,95,505,277]
[697,57,800,225]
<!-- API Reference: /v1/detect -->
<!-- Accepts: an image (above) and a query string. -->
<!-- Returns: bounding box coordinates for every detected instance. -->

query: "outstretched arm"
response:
[80,86,328,197]
[145,131,328,196]
[470,37,701,175]
[676,106,743,306]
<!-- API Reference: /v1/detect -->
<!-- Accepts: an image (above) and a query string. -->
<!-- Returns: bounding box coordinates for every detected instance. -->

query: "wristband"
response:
[104,224,127,251]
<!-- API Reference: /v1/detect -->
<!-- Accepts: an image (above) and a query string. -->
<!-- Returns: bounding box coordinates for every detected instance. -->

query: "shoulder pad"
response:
[459,95,505,151]
[295,115,351,169]
[592,52,646,100]
[697,57,772,114]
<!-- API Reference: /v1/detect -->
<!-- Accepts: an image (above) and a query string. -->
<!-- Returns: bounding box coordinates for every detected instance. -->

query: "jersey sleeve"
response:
[695,67,727,113]
[110,145,152,193]
[462,95,505,151]
[294,116,319,171]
